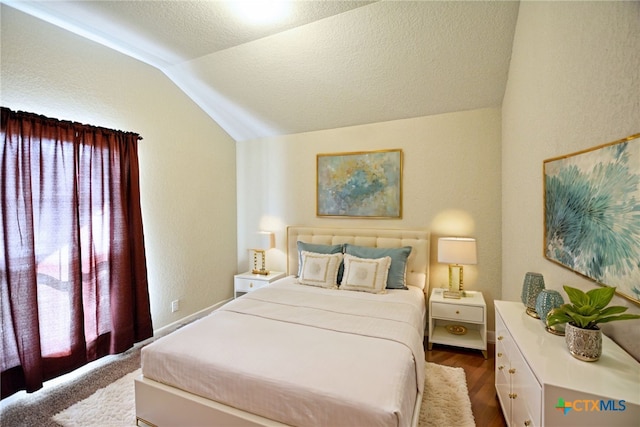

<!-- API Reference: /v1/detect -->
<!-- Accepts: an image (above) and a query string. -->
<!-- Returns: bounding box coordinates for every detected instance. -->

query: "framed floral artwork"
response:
[544,133,640,303]
[317,149,402,218]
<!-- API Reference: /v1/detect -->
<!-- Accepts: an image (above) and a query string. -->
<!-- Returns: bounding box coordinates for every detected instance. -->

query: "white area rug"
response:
[53,363,475,426]
[52,369,140,427]
[421,362,476,427]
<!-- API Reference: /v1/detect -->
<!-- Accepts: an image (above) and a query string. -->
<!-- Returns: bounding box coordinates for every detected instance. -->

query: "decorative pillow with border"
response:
[298,251,343,289]
[344,244,412,289]
[296,241,344,277]
[340,254,391,294]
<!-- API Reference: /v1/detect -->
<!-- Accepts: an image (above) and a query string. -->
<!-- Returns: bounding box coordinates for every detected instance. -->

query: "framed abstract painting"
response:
[317,149,402,218]
[544,133,640,303]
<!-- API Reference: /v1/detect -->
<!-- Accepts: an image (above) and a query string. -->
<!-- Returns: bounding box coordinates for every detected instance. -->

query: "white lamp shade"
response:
[438,237,477,265]
[252,231,275,250]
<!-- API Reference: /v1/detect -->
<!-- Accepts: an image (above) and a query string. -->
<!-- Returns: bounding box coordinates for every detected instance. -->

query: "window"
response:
[1,107,153,398]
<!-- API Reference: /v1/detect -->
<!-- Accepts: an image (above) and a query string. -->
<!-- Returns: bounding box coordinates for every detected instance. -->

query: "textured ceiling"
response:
[4,1,520,142]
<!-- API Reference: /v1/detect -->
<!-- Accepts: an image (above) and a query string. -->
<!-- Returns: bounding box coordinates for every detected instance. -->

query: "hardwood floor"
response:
[425,341,507,427]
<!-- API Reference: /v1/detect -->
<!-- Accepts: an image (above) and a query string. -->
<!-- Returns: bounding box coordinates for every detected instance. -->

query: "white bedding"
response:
[141,276,426,427]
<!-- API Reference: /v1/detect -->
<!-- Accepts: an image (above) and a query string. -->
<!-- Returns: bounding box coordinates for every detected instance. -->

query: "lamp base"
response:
[443,290,462,299]
[252,249,269,276]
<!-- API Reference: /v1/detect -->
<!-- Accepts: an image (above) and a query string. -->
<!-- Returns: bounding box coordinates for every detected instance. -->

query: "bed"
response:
[135,226,430,427]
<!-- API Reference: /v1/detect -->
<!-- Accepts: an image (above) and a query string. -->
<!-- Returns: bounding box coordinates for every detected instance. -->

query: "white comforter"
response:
[141,276,426,427]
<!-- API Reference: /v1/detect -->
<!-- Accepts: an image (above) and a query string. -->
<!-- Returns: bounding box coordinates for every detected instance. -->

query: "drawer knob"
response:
[497,336,504,341]
[509,393,518,399]
[497,352,503,357]
[249,282,254,288]
[498,365,504,371]
[524,421,531,427]
[508,368,516,374]
[455,310,460,314]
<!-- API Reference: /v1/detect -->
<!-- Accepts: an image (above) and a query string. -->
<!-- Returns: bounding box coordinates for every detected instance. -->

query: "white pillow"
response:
[340,254,391,294]
[298,251,343,289]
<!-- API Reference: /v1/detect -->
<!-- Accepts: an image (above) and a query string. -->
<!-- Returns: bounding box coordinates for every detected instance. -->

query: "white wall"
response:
[503,1,640,357]
[237,108,503,329]
[1,6,238,330]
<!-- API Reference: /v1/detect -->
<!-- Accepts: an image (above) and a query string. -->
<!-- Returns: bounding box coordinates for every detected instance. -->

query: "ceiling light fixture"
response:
[231,0,291,25]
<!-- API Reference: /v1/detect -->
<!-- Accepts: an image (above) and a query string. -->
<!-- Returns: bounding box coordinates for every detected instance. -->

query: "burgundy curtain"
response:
[1,107,153,398]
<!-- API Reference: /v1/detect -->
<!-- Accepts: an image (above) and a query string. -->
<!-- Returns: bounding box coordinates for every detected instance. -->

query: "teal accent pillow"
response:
[344,244,412,289]
[296,241,344,279]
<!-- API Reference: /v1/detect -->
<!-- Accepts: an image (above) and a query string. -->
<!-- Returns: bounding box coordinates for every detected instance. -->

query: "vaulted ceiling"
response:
[4,1,520,142]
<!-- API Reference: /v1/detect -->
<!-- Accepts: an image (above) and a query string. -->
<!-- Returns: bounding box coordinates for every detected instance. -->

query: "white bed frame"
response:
[135,226,430,427]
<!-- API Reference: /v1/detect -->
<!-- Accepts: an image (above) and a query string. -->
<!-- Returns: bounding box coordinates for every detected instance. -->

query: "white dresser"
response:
[495,300,640,427]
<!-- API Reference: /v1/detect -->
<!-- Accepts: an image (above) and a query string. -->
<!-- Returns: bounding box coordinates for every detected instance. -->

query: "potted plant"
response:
[547,285,640,361]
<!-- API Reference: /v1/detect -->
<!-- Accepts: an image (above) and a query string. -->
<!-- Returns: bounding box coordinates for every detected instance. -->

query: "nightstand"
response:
[428,288,487,358]
[234,271,285,298]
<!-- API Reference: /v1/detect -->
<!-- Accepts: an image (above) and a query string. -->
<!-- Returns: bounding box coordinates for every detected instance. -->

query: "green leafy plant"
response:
[547,285,640,330]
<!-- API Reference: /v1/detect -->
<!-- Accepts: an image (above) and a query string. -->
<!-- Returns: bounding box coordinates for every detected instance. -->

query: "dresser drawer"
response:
[431,301,484,323]
[495,345,510,380]
[234,277,268,293]
[511,347,542,427]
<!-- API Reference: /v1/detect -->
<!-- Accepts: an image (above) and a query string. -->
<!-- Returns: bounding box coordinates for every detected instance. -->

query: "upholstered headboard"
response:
[287,226,430,292]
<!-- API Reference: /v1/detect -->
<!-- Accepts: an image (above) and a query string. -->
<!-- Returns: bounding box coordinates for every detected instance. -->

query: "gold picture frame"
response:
[543,133,640,304]
[317,149,402,218]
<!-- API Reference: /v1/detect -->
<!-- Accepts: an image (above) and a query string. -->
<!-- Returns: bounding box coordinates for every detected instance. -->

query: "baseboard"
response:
[141,298,233,345]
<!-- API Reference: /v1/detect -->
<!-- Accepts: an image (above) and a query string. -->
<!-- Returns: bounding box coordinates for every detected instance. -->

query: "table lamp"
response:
[438,237,477,298]
[251,231,274,275]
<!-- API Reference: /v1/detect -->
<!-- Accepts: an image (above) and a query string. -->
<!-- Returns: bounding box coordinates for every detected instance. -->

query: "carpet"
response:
[0,344,142,427]
[421,362,476,427]
[52,369,140,427]
[50,362,475,427]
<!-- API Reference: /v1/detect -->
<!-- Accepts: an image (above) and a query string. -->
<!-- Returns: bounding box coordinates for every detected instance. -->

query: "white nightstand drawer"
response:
[234,277,268,293]
[431,301,484,323]
[233,272,285,298]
